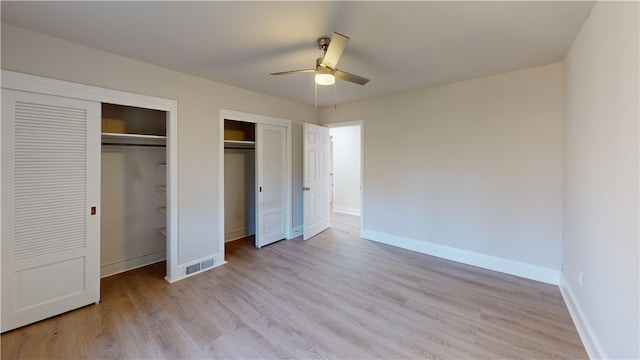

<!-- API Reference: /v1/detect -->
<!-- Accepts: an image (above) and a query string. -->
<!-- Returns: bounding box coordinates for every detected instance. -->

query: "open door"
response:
[255,123,287,248]
[1,89,101,332]
[303,123,331,240]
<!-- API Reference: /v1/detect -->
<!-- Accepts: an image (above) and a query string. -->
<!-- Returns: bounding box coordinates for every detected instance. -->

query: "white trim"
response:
[218,109,293,256]
[1,70,180,283]
[559,274,608,360]
[324,120,363,128]
[218,112,226,264]
[1,71,174,110]
[225,226,256,242]
[332,206,361,216]
[100,251,166,278]
[360,228,560,285]
[288,225,303,239]
[165,104,179,283]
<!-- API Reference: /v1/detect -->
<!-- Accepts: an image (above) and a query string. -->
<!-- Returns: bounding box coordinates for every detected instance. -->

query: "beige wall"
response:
[321,63,564,275]
[1,23,319,266]
[562,2,639,358]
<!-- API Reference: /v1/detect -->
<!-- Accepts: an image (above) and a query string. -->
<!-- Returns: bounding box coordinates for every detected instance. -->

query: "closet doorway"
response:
[100,103,168,278]
[219,110,292,253]
[223,119,256,243]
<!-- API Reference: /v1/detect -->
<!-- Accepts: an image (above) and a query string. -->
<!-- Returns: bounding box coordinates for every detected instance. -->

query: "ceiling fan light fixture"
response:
[271,32,369,87]
[315,67,335,86]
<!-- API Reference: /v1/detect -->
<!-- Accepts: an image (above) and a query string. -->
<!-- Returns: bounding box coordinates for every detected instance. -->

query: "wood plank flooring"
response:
[330,211,361,236]
[1,219,586,359]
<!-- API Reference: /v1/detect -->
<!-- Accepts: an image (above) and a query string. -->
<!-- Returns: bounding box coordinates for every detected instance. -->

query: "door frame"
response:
[0,70,181,282]
[218,110,292,255]
[325,120,364,235]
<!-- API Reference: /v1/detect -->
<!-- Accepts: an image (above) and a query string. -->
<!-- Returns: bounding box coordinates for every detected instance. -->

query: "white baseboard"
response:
[225,226,255,242]
[360,228,560,285]
[101,250,166,278]
[559,274,607,359]
[332,206,361,216]
[289,225,303,239]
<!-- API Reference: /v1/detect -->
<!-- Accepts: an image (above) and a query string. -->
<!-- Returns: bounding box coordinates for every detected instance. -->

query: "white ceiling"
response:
[1,1,594,107]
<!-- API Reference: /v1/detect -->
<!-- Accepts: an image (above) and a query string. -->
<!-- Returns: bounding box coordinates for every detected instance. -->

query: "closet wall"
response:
[224,120,256,242]
[101,104,168,277]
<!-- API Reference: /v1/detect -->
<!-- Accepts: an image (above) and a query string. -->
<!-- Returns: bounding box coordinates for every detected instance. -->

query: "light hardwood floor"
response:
[330,211,361,236]
[1,218,586,359]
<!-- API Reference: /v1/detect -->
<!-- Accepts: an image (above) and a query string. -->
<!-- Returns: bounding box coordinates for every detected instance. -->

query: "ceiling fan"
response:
[270,32,370,86]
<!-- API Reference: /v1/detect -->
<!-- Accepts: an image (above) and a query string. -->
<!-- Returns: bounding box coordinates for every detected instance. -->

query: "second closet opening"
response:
[223,119,256,244]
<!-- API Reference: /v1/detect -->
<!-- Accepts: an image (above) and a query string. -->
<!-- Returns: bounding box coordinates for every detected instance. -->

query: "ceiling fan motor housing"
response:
[316,57,328,68]
[318,37,331,51]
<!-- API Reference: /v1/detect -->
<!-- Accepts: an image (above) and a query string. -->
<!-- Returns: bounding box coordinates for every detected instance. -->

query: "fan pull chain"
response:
[315,82,318,109]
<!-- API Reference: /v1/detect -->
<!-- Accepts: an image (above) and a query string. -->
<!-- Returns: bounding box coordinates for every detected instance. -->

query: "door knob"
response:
[302,187,311,191]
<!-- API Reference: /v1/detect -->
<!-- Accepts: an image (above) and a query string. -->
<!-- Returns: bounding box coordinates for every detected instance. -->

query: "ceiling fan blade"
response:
[321,32,349,69]
[335,70,370,86]
[270,69,315,76]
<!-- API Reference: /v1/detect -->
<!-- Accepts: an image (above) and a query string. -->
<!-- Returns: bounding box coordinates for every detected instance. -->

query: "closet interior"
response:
[101,103,168,277]
[224,119,256,242]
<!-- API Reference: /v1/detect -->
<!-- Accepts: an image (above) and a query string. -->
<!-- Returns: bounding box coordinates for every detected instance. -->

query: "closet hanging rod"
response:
[224,140,255,150]
[102,143,166,148]
[102,132,166,146]
[224,146,255,150]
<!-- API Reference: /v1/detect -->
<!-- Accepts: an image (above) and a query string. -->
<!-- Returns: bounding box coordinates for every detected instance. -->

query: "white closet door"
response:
[255,124,287,248]
[303,123,330,240]
[1,89,100,332]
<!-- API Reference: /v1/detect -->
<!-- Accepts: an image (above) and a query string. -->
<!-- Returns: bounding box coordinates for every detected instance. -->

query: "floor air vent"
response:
[185,258,214,276]
[201,258,214,270]
[186,263,200,275]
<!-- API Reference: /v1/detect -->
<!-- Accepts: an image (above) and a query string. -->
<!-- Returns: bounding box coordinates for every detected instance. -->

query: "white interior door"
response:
[1,89,101,332]
[255,123,287,248]
[303,123,330,240]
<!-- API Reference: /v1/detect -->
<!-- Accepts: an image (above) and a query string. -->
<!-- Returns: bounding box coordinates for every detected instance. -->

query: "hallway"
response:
[330,211,360,237]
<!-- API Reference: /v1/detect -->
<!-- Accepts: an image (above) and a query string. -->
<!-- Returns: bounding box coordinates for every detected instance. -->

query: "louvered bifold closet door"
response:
[1,89,100,332]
